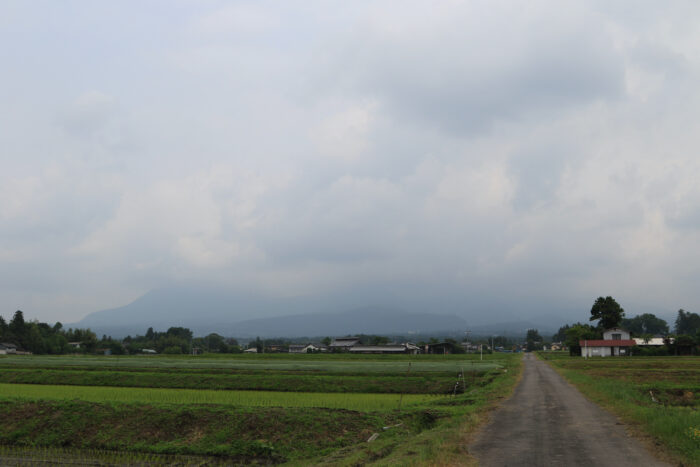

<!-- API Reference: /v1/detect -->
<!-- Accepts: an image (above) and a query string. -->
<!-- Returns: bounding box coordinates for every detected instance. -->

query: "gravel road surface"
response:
[469,353,668,467]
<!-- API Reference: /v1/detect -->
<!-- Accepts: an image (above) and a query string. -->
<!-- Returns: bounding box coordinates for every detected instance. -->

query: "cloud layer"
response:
[2,1,700,324]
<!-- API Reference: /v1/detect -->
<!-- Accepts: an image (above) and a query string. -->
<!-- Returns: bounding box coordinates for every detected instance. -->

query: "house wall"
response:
[581,346,612,357]
[581,346,630,357]
[603,329,630,340]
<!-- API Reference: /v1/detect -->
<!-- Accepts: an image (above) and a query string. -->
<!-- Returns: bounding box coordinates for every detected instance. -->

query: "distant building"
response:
[580,328,635,357]
[349,343,420,354]
[141,348,157,354]
[329,337,360,351]
[425,342,458,355]
[0,343,17,355]
[633,337,666,347]
[244,347,258,353]
[289,344,322,354]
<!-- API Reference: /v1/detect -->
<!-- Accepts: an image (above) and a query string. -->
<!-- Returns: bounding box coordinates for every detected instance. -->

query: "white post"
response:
[480,343,483,361]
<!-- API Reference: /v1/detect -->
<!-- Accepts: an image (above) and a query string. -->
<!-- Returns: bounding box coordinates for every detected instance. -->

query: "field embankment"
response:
[539,352,700,466]
[0,353,522,465]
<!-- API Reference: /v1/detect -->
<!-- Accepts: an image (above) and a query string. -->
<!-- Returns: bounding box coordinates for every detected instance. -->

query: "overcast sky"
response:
[2,1,700,324]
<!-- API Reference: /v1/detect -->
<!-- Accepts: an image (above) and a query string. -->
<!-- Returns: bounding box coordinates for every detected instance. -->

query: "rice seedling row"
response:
[0,383,444,411]
[0,368,460,393]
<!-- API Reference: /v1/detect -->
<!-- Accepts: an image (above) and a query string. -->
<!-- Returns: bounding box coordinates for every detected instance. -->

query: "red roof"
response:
[579,340,636,347]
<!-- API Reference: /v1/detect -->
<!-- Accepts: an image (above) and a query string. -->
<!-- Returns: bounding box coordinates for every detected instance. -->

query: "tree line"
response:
[0,310,98,354]
[552,297,700,356]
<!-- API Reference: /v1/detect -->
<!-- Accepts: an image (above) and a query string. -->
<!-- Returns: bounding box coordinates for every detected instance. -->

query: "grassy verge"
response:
[539,352,700,466]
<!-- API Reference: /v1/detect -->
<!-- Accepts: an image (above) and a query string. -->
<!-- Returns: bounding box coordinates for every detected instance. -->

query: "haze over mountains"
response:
[72,285,560,338]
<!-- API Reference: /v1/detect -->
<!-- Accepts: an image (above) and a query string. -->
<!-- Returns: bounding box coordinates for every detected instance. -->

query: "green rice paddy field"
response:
[0,353,522,465]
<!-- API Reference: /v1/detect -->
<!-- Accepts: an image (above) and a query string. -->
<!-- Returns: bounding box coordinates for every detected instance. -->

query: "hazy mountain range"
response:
[71,285,561,339]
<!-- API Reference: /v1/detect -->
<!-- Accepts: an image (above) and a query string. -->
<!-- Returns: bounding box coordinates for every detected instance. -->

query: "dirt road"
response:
[469,353,668,467]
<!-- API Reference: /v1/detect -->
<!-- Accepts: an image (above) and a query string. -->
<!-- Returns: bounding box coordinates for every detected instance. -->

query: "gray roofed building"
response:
[329,337,360,350]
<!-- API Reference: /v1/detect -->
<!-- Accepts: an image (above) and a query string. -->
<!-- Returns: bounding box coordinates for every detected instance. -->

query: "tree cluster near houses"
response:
[0,310,98,354]
[121,327,240,355]
[553,297,700,356]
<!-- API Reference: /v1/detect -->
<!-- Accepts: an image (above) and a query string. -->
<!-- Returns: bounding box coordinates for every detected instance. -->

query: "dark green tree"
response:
[589,296,625,329]
[552,324,570,342]
[674,309,700,335]
[9,310,27,348]
[621,313,669,336]
[565,323,601,356]
[525,329,543,351]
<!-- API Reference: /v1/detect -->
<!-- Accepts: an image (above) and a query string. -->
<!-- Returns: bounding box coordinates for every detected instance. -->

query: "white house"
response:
[580,328,636,357]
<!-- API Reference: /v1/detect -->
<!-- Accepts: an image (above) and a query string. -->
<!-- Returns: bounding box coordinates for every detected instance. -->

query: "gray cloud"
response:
[1,1,700,326]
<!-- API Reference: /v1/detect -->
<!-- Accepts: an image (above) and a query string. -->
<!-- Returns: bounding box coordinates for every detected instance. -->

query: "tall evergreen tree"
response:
[589,296,625,329]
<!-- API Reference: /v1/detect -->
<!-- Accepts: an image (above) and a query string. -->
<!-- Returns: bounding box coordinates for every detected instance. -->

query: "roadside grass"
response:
[539,352,700,466]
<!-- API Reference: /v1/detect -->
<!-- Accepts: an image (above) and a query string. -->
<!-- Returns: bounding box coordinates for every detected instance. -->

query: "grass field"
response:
[0,352,523,465]
[539,352,700,466]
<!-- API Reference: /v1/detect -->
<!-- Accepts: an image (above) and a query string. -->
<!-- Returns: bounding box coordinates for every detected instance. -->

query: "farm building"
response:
[349,343,421,355]
[289,344,323,353]
[329,337,360,351]
[0,343,17,355]
[550,342,564,351]
[425,342,458,354]
[633,337,666,347]
[580,328,636,357]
